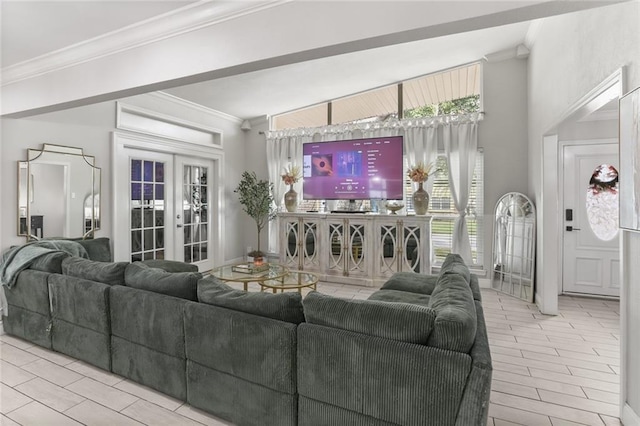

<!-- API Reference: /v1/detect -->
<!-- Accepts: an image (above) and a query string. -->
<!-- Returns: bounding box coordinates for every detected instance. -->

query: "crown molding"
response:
[524,19,543,49]
[149,91,242,124]
[1,0,291,86]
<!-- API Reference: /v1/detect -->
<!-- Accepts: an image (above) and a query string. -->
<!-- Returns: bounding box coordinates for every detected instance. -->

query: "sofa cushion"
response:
[368,289,431,307]
[76,238,112,262]
[303,291,435,344]
[62,257,127,286]
[125,262,201,301]
[428,273,477,353]
[197,277,305,324]
[380,272,438,295]
[141,259,198,273]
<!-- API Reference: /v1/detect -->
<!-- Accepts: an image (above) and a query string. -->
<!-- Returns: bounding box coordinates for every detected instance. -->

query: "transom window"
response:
[272,62,481,130]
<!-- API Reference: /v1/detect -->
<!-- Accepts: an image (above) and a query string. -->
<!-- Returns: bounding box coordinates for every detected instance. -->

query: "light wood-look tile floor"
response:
[0,283,621,426]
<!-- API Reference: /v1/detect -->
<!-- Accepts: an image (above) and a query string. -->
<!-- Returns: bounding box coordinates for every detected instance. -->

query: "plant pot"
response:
[413,182,430,215]
[284,185,297,212]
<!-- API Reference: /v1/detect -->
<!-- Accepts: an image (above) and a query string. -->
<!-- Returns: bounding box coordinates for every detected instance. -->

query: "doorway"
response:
[561,142,620,296]
[113,132,222,272]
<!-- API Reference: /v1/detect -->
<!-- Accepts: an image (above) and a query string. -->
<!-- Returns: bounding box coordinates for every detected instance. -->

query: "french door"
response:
[115,146,215,271]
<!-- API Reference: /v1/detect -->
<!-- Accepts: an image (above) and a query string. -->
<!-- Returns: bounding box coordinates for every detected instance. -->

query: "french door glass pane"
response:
[131,159,166,262]
[183,164,208,264]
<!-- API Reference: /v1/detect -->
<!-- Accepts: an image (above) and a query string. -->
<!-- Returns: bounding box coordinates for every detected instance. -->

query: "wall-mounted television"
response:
[302,135,404,200]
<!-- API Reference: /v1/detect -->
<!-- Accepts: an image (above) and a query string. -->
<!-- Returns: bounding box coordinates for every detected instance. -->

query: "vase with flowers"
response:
[281,165,301,212]
[407,162,434,215]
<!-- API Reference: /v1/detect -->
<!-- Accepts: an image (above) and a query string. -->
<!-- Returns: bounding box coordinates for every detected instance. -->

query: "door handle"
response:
[177,224,183,228]
[566,226,581,231]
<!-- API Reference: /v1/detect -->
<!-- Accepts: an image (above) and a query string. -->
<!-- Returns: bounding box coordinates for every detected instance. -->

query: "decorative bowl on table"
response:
[385,201,404,215]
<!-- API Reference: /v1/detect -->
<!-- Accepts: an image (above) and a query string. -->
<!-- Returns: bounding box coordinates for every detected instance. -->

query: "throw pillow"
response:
[197,276,305,324]
[62,257,127,286]
[303,291,435,344]
[76,238,112,262]
[125,262,202,301]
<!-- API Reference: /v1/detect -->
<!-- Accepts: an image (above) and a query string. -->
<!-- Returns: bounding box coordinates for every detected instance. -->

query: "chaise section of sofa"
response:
[184,277,302,426]
[297,253,492,426]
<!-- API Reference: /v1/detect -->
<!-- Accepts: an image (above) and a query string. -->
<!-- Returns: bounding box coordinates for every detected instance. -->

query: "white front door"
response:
[562,142,619,296]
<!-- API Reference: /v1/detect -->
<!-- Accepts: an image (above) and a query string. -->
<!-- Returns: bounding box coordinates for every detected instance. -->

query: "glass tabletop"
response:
[210,263,289,283]
[260,271,319,291]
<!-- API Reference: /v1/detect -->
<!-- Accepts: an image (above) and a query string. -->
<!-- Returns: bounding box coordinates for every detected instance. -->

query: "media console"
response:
[278,212,432,287]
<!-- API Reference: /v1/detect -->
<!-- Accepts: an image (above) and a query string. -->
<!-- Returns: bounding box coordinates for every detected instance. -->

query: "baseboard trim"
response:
[623,403,640,426]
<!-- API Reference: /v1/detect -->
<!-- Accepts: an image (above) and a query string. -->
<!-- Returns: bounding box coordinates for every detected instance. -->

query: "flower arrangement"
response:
[281,165,301,186]
[407,162,434,183]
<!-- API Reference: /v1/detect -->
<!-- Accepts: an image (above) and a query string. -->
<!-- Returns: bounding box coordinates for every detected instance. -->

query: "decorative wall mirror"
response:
[18,144,101,240]
[491,192,536,302]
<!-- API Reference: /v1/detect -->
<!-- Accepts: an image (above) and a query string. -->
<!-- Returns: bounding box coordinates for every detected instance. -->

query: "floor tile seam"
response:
[518,357,619,374]
[580,387,621,404]
[65,398,148,426]
[515,338,613,353]
[64,376,142,413]
[24,360,86,389]
[489,398,589,425]
[1,384,35,414]
[15,378,88,417]
[491,390,612,422]
[568,365,620,379]
[526,371,619,392]
[17,400,89,425]
[65,362,127,387]
[536,390,621,416]
[490,356,571,374]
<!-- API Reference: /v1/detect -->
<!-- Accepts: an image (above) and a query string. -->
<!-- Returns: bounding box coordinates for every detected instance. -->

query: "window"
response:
[272,62,482,130]
[405,152,484,267]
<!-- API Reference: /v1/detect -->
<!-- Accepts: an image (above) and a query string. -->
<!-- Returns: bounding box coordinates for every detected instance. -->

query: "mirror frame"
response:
[491,192,536,302]
[18,143,102,240]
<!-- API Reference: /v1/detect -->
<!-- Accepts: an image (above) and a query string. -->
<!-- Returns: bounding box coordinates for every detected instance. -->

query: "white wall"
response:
[527,1,640,421]
[0,94,248,262]
[480,56,529,273]
[1,102,115,249]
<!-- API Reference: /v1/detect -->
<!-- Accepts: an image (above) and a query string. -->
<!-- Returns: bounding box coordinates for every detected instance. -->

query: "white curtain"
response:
[443,120,478,264]
[266,135,307,253]
[404,125,438,195]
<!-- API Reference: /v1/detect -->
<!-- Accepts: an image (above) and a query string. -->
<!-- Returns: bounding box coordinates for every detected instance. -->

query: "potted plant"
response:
[234,171,277,262]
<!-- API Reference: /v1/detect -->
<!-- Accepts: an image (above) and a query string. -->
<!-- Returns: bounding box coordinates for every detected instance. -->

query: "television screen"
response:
[302,136,404,200]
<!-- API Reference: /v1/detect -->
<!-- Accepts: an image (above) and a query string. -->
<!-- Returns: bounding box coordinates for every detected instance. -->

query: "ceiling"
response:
[0,1,620,121]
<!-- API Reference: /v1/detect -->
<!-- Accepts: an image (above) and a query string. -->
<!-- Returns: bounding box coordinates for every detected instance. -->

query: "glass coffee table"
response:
[260,270,319,293]
[210,263,289,291]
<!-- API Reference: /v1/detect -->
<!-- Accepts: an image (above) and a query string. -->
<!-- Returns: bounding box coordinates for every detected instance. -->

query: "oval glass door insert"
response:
[586,164,619,241]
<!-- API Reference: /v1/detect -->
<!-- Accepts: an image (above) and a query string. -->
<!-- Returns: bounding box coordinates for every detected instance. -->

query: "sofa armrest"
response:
[455,301,492,425]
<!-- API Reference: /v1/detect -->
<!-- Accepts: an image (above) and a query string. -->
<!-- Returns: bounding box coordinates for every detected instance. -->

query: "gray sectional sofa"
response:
[2,239,492,426]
